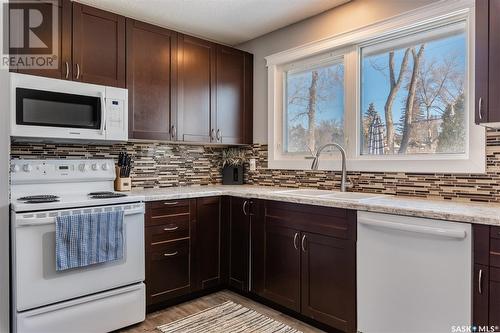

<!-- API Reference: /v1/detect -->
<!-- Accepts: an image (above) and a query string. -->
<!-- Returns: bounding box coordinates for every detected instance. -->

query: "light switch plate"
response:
[249,158,256,171]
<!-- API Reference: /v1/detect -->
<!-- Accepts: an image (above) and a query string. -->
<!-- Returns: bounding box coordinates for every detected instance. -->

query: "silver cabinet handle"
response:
[163,226,178,231]
[211,129,215,141]
[170,125,176,140]
[479,269,483,294]
[65,61,69,79]
[242,200,248,216]
[216,129,221,141]
[163,251,178,257]
[301,234,307,252]
[163,201,179,205]
[75,63,80,80]
[293,233,299,250]
[478,97,484,121]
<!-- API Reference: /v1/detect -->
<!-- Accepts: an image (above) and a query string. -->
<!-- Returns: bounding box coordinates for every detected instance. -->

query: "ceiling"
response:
[76,0,350,45]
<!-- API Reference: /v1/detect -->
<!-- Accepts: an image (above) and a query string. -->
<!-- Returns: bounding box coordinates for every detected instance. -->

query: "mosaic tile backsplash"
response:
[10,142,224,188]
[10,129,500,202]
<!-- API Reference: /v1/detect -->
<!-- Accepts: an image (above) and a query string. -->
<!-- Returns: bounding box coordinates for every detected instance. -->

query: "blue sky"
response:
[286,31,466,132]
[361,32,466,126]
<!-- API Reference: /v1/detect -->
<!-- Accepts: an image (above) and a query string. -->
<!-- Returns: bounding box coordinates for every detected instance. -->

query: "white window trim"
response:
[266,0,486,174]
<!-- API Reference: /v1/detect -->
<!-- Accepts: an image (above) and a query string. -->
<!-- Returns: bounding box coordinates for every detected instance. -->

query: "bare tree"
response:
[416,54,463,149]
[307,71,319,151]
[384,49,411,153]
[399,45,425,154]
[286,64,344,153]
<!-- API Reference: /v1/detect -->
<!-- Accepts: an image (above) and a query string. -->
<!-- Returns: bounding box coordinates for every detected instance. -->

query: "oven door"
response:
[10,73,107,141]
[12,203,145,312]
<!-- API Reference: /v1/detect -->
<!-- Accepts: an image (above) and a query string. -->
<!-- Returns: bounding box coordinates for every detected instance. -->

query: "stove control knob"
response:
[91,163,99,171]
[102,163,110,171]
[11,164,20,173]
[79,163,89,172]
[22,164,32,173]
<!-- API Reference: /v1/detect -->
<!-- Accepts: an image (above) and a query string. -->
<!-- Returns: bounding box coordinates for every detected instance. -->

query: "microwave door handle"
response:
[99,92,106,135]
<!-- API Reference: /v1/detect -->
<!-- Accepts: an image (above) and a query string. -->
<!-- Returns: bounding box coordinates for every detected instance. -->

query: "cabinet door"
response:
[72,3,125,87]
[126,19,177,140]
[476,0,489,123]
[473,264,489,327]
[215,46,253,144]
[228,197,250,291]
[490,267,500,327]
[261,220,300,312]
[12,0,72,79]
[146,239,191,305]
[301,232,356,333]
[196,197,221,290]
[177,35,216,142]
[488,0,500,123]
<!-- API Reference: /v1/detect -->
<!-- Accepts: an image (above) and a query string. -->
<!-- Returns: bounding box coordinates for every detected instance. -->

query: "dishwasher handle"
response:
[359,217,467,240]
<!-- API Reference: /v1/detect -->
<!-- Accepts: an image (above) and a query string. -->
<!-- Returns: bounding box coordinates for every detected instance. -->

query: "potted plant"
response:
[221,148,246,185]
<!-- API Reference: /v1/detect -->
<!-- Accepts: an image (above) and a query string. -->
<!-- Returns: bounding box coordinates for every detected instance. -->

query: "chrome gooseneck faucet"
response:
[310,143,348,192]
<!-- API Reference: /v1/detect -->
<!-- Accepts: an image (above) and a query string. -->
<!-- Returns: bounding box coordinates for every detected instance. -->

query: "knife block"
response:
[115,166,132,192]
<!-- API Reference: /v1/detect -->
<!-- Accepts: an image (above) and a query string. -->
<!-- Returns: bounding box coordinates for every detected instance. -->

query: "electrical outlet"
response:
[249,158,256,171]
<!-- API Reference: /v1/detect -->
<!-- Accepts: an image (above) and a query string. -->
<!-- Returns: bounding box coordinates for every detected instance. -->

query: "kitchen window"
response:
[266,0,485,173]
[283,56,345,154]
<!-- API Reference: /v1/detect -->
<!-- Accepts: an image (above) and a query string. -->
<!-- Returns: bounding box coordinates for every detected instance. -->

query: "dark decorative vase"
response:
[222,165,243,185]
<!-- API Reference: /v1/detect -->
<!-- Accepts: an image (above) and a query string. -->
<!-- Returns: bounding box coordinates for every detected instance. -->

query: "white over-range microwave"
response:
[9,73,128,142]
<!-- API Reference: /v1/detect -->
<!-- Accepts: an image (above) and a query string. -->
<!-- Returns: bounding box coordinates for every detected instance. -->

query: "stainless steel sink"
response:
[273,189,333,196]
[272,189,384,201]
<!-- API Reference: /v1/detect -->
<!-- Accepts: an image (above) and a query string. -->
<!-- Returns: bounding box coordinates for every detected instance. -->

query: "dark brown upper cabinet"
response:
[475,0,500,125]
[10,0,72,79]
[126,19,177,141]
[177,35,217,143]
[216,46,253,144]
[72,3,126,87]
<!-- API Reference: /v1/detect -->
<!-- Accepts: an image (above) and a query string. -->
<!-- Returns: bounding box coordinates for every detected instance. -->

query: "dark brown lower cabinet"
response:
[227,197,251,291]
[196,197,222,290]
[147,239,191,304]
[253,200,357,333]
[490,268,500,326]
[145,196,357,333]
[474,264,489,327]
[301,232,356,333]
[145,199,196,307]
[473,224,500,328]
[261,222,301,312]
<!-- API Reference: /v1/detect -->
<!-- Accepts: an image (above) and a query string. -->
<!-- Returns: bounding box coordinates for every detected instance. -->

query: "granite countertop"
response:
[130,185,500,226]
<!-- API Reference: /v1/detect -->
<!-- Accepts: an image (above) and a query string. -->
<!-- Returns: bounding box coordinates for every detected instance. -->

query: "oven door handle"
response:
[16,206,145,227]
[99,92,107,135]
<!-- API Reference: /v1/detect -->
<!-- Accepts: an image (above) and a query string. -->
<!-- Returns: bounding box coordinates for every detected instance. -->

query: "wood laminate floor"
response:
[120,290,324,333]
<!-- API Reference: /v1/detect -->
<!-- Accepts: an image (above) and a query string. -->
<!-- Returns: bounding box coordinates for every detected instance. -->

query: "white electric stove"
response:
[10,159,146,333]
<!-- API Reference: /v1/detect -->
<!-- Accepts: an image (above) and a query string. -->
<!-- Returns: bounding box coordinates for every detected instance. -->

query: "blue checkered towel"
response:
[56,211,124,271]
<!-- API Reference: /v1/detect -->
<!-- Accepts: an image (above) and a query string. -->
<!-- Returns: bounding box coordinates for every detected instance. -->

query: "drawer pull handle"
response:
[163,202,179,205]
[163,226,178,231]
[163,251,178,257]
[301,234,307,252]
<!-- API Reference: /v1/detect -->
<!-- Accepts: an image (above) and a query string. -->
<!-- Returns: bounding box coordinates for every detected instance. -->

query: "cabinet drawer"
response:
[146,199,190,226]
[491,226,500,240]
[490,238,500,268]
[147,239,191,304]
[264,200,354,240]
[146,221,189,248]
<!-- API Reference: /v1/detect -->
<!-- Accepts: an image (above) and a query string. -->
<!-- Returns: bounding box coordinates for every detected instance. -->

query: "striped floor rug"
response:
[157,301,303,333]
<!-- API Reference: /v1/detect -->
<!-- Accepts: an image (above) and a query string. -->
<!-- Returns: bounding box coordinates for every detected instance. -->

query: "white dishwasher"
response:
[357,211,471,333]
